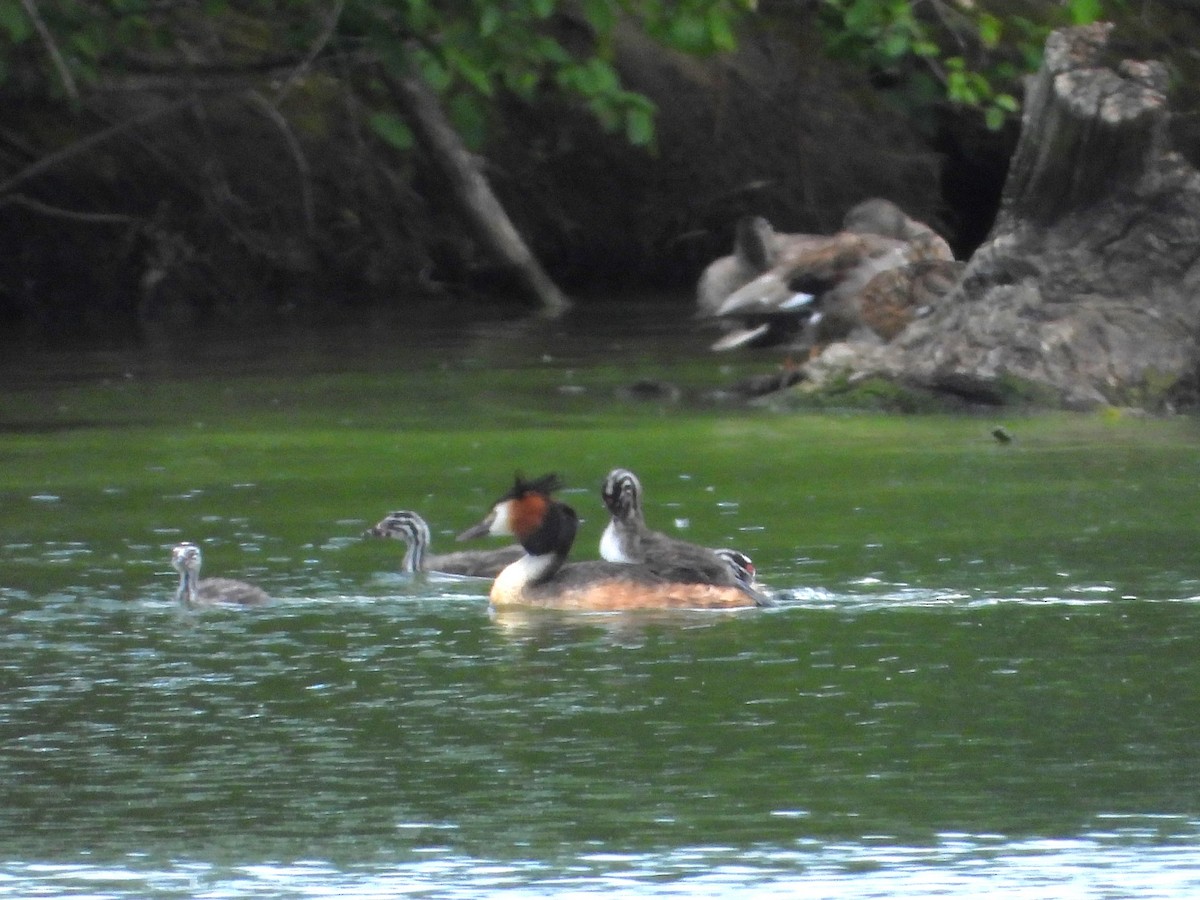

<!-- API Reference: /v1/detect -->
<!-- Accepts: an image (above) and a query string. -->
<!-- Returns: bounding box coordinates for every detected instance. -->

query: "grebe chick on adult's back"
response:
[364,509,524,577]
[171,542,269,607]
[458,473,767,611]
[599,467,748,588]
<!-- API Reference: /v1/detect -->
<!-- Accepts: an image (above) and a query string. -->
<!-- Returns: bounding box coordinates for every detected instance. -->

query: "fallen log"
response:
[386,68,570,317]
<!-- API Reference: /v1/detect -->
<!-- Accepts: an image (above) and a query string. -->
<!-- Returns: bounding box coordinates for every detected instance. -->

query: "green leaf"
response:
[706,6,738,53]
[479,5,503,37]
[69,29,104,62]
[880,28,910,60]
[666,13,710,54]
[407,46,453,91]
[0,0,30,42]
[1068,0,1103,25]
[448,92,489,150]
[625,104,655,146]
[531,35,570,65]
[978,13,1002,49]
[368,111,414,151]
[445,47,494,96]
[584,58,619,93]
[994,93,1020,113]
[946,69,977,105]
[581,0,616,34]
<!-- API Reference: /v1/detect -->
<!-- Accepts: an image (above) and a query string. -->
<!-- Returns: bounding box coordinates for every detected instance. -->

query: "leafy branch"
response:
[816,0,1116,129]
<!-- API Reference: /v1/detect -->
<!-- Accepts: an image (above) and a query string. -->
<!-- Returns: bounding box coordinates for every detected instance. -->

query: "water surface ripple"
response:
[4,315,1200,897]
[3,583,1200,898]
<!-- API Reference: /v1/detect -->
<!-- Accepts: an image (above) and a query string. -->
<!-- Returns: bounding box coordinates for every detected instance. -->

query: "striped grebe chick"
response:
[458,473,767,611]
[599,467,747,588]
[171,542,269,607]
[363,509,524,577]
[713,547,775,607]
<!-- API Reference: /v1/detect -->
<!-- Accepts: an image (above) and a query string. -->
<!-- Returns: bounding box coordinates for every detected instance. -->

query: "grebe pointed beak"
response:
[457,512,496,541]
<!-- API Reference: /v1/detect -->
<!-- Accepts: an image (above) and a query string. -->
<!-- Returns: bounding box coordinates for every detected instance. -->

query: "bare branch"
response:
[0,193,135,224]
[19,0,78,100]
[242,90,316,236]
[0,98,192,196]
[273,0,346,105]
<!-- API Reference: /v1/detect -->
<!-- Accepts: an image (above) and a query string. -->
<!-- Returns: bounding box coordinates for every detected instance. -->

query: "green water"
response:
[2,305,1200,897]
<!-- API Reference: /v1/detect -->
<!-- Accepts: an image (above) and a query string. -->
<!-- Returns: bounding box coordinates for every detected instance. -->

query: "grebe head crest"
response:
[171,542,202,574]
[601,468,643,522]
[458,472,563,542]
[497,472,563,502]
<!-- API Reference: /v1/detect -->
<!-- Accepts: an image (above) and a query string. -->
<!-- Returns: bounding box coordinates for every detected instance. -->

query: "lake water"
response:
[3,301,1200,898]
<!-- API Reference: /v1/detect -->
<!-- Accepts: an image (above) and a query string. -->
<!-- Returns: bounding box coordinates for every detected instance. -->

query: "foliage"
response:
[0,0,752,150]
[815,0,1117,129]
[0,0,1139,149]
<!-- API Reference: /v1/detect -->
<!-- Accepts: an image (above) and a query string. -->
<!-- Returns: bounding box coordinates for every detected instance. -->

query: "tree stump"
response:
[809,23,1200,410]
[997,23,1169,230]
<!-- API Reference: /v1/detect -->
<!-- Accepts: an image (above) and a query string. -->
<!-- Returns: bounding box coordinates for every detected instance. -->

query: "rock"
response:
[802,23,1200,411]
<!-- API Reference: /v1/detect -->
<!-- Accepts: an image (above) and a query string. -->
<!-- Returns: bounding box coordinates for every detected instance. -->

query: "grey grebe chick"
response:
[363,510,524,577]
[170,542,269,607]
[599,467,745,588]
[458,473,767,610]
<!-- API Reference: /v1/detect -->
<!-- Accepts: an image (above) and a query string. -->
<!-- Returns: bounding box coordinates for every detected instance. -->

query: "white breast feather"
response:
[599,522,635,563]
[490,553,557,606]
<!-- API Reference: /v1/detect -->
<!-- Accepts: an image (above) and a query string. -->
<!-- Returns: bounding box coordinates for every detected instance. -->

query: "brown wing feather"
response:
[427,546,526,578]
[195,577,269,606]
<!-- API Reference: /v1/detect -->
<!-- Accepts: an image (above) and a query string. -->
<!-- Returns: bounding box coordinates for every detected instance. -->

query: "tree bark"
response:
[386,70,570,317]
[996,22,1170,230]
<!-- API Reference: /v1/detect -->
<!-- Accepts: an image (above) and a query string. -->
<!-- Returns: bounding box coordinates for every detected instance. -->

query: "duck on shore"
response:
[699,198,961,353]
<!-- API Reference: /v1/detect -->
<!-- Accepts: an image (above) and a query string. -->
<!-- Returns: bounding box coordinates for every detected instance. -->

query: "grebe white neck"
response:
[490,552,559,606]
[176,569,197,605]
[599,520,635,563]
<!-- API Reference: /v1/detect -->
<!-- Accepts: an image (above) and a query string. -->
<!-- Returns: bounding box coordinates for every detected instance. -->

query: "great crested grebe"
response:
[457,473,767,610]
[599,468,751,589]
[170,542,269,607]
[363,509,524,577]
